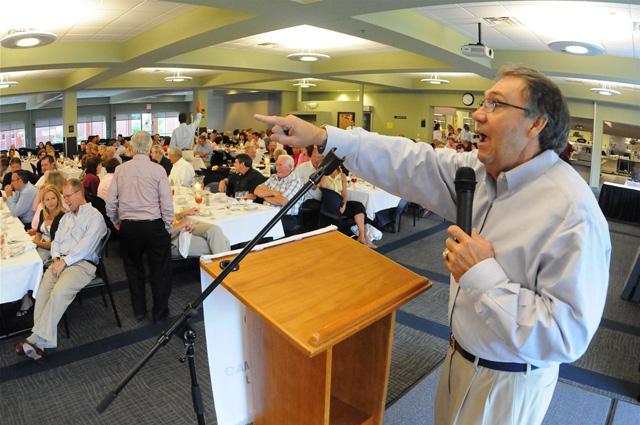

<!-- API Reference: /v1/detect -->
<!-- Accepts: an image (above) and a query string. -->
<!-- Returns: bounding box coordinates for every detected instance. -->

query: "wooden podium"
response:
[201,230,430,425]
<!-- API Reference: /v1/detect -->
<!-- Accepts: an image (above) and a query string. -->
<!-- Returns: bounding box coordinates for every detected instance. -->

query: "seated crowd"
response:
[1,112,472,361]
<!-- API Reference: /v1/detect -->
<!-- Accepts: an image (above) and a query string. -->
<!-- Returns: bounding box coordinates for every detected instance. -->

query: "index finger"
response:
[447,225,471,242]
[254,114,290,128]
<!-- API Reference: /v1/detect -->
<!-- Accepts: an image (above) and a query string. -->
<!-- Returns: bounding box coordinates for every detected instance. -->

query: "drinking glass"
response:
[195,193,203,205]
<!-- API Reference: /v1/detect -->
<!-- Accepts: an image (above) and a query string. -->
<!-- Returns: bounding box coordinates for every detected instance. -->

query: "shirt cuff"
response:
[458,257,509,292]
[324,126,355,159]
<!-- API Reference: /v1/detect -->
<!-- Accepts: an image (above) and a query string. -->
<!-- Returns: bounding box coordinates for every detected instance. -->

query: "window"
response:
[0,124,25,150]
[78,115,106,141]
[152,112,179,136]
[116,111,180,137]
[35,119,64,144]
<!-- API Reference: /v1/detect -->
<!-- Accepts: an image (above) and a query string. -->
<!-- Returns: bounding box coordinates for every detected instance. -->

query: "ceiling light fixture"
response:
[0,75,19,89]
[590,86,621,96]
[287,52,330,62]
[164,72,192,83]
[421,74,450,85]
[548,40,604,56]
[293,79,317,88]
[1,29,57,48]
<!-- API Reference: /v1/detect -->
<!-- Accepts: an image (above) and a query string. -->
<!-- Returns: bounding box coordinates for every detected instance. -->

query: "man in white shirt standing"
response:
[168,147,195,187]
[255,65,611,425]
[169,100,203,150]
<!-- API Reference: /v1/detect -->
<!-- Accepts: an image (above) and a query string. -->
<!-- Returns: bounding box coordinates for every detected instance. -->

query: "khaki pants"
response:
[28,261,96,349]
[172,222,230,257]
[435,347,558,425]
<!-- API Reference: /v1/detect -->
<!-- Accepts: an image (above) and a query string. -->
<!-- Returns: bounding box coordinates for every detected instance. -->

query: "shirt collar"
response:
[495,150,558,196]
[133,154,150,161]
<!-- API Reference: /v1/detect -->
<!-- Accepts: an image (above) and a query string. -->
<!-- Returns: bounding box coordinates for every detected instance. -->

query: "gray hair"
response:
[277,154,294,170]
[130,131,153,155]
[151,145,164,156]
[168,146,183,158]
[496,65,570,153]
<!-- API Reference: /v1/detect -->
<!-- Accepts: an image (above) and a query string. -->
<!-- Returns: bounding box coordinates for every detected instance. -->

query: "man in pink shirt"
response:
[106,131,174,323]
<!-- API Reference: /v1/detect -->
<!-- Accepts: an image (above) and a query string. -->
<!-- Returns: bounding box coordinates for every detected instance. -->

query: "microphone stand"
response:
[96,149,344,424]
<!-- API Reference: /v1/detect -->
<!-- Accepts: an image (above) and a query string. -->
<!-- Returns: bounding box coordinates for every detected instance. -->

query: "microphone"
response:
[454,167,476,235]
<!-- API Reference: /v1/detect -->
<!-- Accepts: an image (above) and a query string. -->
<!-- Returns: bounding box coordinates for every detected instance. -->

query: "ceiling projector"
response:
[461,23,494,59]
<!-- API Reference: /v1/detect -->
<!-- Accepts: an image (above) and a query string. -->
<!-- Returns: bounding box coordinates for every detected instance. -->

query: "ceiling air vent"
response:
[633,22,640,32]
[483,17,521,26]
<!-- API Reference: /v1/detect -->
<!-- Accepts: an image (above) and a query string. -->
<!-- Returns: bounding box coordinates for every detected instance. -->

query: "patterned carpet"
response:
[0,212,638,424]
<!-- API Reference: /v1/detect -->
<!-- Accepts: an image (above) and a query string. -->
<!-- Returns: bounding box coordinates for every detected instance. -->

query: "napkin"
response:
[178,229,192,258]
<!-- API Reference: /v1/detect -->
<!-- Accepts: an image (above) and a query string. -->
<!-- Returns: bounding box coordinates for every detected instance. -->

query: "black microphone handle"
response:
[456,191,473,235]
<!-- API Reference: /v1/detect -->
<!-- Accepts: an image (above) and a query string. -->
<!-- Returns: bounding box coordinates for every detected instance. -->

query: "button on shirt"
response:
[7,182,37,225]
[52,203,107,266]
[106,154,174,233]
[169,113,202,150]
[324,125,611,368]
[262,172,303,215]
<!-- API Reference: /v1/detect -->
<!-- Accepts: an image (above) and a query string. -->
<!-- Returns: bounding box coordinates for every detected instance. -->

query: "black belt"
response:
[121,218,162,223]
[451,336,538,373]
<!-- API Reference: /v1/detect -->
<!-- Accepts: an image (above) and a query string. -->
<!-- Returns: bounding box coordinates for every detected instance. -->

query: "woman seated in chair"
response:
[320,167,376,249]
[18,185,66,317]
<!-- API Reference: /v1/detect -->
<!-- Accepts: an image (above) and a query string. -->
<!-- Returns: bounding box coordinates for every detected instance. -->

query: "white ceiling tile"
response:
[95,0,145,11]
[108,10,158,28]
[134,0,182,13]
[417,6,477,22]
[66,26,99,36]
[461,3,511,19]
[59,35,94,42]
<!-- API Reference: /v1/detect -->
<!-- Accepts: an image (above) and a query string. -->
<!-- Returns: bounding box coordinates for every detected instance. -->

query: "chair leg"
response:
[99,287,107,308]
[103,280,122,328]
[62,314,70,338]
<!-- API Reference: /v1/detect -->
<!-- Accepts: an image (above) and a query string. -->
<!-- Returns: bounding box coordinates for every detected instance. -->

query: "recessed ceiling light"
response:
[590,87,620,96]
[1,29,57,48]
[420,74,450,85]
[548,40,604,56]
[0,75,19,89]
[293,79,317,88]
[164,72,192,83]
[287,52,330,62]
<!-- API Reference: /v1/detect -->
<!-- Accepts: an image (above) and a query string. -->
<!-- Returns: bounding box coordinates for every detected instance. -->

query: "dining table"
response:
[0,209,43,304]
[346,180,402,220]
[173,189,285,247]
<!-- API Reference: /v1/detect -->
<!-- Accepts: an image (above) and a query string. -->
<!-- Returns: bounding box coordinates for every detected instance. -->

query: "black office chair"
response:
[319,188,356,235]
[61,229,122,338]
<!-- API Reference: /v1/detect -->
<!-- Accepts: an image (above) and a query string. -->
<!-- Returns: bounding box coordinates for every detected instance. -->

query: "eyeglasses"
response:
[479,99,530,113]
[62,190,80,200]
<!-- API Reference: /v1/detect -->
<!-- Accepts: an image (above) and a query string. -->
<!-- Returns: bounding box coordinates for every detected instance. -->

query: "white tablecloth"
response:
[173,194,285,246]
[347,182,401,219]
[0,214,43,303]
[58,166,83,180]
